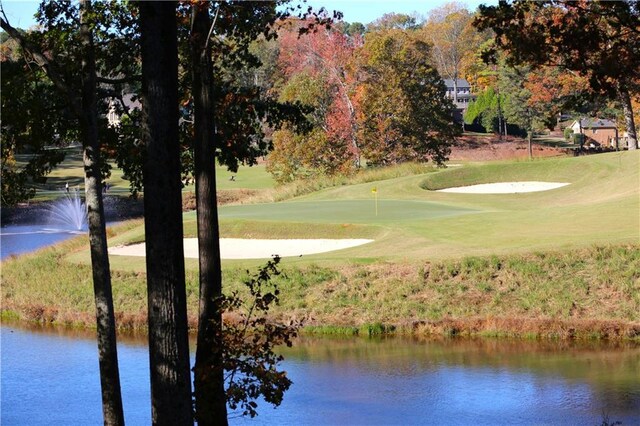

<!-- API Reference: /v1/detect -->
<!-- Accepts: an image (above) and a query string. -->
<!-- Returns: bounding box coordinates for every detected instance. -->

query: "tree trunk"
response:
[452,77,458,104]
[495,83,503,140]
[139,3,193,425]
[527,129,533,160]
[191,4,229,425]
[79,2,125,424]
[618,84,638,150]
[2,6,126,424]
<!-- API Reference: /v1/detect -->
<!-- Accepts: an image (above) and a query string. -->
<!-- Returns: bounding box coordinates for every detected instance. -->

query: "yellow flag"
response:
[372,187,378,216]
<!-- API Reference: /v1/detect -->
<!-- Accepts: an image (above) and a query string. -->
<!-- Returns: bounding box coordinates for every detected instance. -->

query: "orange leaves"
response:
[524,66,587,108]
[272,22,362,174]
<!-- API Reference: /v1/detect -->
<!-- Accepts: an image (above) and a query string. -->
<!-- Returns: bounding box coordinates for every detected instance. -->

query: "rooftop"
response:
[573,118,617,129]
[443,78,471,88]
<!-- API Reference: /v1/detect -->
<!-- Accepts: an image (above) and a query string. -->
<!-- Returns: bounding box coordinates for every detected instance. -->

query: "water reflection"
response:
[263,337,640,425]
[2,325,639,425]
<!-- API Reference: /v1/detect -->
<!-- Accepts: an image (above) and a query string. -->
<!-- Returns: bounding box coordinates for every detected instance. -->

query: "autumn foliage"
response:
[268,19,460,182]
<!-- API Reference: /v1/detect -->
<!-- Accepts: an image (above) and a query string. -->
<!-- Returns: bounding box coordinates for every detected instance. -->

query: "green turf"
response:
[214,163,275,190]
[218,199,476,224]
[58,150,640,265]
[212,151,638,261]
[5,150,639,335]
[18,147,275,201]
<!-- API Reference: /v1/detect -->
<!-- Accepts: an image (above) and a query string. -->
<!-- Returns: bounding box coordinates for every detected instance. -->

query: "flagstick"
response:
[371,187,379,216]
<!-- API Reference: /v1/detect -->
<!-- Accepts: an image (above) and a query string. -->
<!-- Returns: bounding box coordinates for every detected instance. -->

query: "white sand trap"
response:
[109,238,374,260]
[436,181,570,194]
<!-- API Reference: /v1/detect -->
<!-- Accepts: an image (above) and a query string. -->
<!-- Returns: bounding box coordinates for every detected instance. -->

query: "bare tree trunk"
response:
[139,3,193,425]
[2,6,126,424]
[498,98,504,140]
[618,84,638,150]
[79,2,124,424]
[333,76,360,167]
[452,77,458,104]
[494,75,503,141]
[191,4,229,425]
[528,129,533,160]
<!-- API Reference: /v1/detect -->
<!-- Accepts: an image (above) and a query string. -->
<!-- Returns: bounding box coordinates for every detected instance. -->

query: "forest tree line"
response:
[2,1,639,199]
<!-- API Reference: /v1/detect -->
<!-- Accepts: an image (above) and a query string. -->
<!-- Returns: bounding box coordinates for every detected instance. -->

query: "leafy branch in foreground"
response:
[201,256,301,419]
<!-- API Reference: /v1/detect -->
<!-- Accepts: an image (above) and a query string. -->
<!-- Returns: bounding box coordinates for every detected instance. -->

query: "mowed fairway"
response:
[206,150,639,262]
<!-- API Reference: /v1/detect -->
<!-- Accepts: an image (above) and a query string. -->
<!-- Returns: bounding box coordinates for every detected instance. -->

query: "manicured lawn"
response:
[217,199,475,224]
[214,162,275,190]
[13,149,640,264]
[95,150,639,265]
[213,151,637,261]
[18,147,274,201]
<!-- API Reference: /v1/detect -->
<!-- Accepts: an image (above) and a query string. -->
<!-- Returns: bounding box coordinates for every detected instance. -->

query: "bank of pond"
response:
[2,322,639,425]
[2,232,639,341]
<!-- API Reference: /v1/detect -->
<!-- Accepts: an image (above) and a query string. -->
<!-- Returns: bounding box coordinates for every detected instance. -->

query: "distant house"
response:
[443,78,475,123]
[569,118,619,148]
[107,93,141,127]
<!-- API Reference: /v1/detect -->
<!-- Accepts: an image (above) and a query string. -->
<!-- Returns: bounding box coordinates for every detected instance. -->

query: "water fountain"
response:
[45,193,88,231]
[2,193,142,259]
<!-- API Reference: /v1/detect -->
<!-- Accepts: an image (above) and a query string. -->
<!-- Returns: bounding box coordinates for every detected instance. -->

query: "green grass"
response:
[217,199,475,224]
[68,150,640,265]
[3,234,638,338]
[3,150,639,338]
[212,162,275,190]
[193,151,637,262]
[18,147,275,201]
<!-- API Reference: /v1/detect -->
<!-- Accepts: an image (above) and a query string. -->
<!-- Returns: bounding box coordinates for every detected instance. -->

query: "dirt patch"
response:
[182,189,261,211]
[449,135,570,162]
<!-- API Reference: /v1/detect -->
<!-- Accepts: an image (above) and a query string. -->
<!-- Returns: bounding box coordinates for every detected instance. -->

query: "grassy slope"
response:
[3,151,639,337]
[19,147,274,200]
[206,151,638,262]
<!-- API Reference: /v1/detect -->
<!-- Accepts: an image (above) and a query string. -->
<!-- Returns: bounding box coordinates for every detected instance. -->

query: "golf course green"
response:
[199,150,639,261]
[218,199,476,224]
[2,150,639,338]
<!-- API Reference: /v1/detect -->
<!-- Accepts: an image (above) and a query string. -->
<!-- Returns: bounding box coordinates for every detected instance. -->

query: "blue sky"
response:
[305,0,496,24]
[1,1,496,29]
[1,1,40,29]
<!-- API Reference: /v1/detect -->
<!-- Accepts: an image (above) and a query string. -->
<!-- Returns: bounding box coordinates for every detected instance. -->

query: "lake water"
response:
[0,195,143,260]
[0,224,85,260]
[2,324,639,425]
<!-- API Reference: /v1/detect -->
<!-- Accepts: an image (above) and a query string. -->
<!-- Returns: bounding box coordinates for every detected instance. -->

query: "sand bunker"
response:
[436,181,570,194]
[109,238,373,260]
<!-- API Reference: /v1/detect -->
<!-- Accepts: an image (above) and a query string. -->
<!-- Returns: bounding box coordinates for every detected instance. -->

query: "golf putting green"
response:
[218,199,476,224]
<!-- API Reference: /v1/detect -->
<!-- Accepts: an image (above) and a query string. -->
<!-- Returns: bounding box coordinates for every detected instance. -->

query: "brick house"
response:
[569,118,619,148]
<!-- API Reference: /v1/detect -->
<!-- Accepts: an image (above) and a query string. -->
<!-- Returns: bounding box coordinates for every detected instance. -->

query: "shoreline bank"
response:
[2,225,638,342]
[2,311,639,342]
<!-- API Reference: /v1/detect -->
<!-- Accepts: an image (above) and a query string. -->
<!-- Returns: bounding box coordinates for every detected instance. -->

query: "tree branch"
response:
[96,75,142,84]
[0,13,82,118]
[204,2,221,52]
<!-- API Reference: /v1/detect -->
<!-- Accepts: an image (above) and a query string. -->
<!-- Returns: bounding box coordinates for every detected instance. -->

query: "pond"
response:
[2,324,639,425]
[0,224,85,260]
[0,195,143,260]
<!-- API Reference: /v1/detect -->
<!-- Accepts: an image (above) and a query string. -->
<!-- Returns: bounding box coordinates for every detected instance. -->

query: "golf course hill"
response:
[2,150,639,340]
